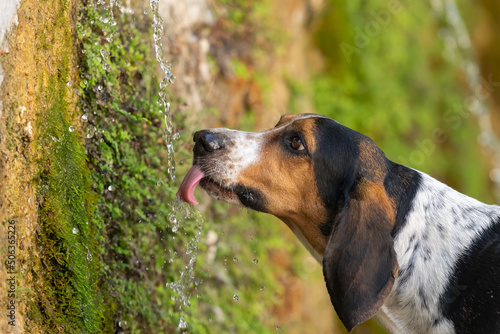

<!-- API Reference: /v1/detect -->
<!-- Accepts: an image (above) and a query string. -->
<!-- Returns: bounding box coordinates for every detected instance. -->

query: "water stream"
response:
[93,0,205,330]
[149,0,176,182]
[148,0,204,330]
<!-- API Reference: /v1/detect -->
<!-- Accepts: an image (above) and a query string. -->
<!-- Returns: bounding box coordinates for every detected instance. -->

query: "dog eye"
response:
[290,136,305,151]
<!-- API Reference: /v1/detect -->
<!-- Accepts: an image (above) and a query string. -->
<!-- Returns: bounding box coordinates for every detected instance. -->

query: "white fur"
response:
[202,128,263,186]
[377,172,500,333]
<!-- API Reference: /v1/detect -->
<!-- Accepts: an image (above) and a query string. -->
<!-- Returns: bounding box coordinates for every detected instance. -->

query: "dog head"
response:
[177,113,399,331]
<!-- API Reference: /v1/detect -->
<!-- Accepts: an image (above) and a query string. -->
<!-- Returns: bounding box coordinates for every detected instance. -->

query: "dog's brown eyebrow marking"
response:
[293,117,318,154]
[274,114,298,128]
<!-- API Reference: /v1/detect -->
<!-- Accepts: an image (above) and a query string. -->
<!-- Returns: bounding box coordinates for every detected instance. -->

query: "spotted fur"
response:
[188,114,500,333]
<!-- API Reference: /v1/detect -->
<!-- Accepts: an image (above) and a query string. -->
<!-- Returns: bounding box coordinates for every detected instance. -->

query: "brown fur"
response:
[274,113,299,128]
[357,180,396,226]
[235,116,328,253]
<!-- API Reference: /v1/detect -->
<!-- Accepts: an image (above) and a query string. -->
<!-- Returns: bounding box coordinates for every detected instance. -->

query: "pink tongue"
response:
[177,165,205,205]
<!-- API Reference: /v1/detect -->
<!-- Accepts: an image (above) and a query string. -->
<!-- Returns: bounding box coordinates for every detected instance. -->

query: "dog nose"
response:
[193,130,226,155]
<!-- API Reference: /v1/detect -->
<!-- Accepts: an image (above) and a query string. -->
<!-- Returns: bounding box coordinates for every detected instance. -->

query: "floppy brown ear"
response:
[323,181,399,332]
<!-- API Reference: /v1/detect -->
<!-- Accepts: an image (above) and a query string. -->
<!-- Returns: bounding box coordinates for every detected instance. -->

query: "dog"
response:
[177,113,500,333]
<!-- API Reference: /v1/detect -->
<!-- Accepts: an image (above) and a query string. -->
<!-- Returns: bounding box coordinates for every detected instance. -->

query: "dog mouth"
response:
[176,165,239,205]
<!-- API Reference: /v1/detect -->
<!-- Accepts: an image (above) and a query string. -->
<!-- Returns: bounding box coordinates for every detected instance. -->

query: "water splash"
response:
[165,202,204,328]
[97,0,116,70]
[178,316,189,329]
[431,0,500,200]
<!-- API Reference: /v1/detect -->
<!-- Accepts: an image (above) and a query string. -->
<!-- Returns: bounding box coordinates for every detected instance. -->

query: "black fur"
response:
[233,185,267,213]
[384,162,422,238]
[313,118,399,331]
[312,118,423,238]
[440,219,500,333]
[322,184,399,332]
[312,118,364,236]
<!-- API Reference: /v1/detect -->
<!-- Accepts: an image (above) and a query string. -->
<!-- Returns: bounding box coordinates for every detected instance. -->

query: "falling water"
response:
[89,0,205,330]
[148,0,205,330]
[431,0,500,200]
[149,0,176,182]
[165,203,204,329]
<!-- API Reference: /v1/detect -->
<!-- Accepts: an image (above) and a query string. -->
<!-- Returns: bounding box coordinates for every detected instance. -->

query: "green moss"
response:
[77,2,180,332]
[34,74,103,333]
[30,1,105,332]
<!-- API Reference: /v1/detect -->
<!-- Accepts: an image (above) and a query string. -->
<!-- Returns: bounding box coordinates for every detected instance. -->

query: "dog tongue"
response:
[177,165,205,205]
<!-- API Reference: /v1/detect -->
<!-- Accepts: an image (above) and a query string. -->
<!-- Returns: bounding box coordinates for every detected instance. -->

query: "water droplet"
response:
[86,133,93,139]
[67,80,72,87]
[108,185,115,191]
[82,114,88,120]
[173,133,180,140]
[253,259,258,264]
[125,60,130,66]
[168,213,177,224]
[97,85,103,91]
[87,251,92,261]
[118,321,122,327]
[233,257,238,262]
[72,228,79,234]
[233,295,239,301]
[69,126,75,132]
[260,286,265,291]
[178,316,188,329]
[276,326,281,332]
[129,9,134,14]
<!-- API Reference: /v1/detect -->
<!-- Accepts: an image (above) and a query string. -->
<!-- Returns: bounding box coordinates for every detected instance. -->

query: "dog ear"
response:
[323,181,399,332]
